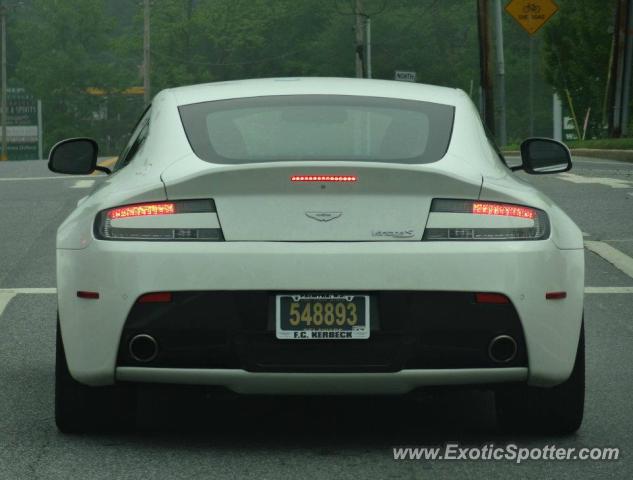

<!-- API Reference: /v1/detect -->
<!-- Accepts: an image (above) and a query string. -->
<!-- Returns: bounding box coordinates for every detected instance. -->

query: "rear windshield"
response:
[179,95,455,164]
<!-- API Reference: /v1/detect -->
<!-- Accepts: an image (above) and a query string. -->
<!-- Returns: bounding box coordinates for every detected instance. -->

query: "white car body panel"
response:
[116,368,529,395]
[55,77,584,393]
[58,240,583,389]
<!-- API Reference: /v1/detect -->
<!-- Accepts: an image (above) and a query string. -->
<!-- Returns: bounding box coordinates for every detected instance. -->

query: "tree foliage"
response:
[542,0,616,137]
[6,0,618,155]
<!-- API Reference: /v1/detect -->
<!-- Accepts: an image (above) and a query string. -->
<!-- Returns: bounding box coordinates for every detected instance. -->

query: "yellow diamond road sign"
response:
[505,0,559,35]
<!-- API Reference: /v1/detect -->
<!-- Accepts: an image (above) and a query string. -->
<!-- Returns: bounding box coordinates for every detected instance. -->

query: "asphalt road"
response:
[0,157,632,479]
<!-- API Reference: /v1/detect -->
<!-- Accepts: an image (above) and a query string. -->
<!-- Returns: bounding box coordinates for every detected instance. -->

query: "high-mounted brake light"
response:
[472,202,536,220]
[291,175,357,183]
[107,202,176,219]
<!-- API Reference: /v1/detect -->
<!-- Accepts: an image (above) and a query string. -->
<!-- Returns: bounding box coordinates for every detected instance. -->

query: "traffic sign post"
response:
[505,0,559,35]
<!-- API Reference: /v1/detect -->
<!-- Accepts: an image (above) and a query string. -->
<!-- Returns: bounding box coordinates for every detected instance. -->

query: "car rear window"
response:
[178,95,455,164]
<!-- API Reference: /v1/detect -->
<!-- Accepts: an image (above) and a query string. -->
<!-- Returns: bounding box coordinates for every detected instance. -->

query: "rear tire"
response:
[55,316,137,433]
[495,320,585,434]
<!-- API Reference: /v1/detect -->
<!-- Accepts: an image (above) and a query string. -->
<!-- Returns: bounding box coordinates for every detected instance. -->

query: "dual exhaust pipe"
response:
[129,332,517,364]
[129,334,158,363]
[488,335,517,363]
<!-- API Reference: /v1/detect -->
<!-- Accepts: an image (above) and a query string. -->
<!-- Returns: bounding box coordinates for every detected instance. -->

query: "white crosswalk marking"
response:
[558,172,633,189]
[585,287,633,294]
[0,292,16,317]
[585,241,633,279]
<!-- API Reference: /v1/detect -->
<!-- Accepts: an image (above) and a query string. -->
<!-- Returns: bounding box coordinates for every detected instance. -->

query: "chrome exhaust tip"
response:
[488,335,517,363]
[129,334,158,363]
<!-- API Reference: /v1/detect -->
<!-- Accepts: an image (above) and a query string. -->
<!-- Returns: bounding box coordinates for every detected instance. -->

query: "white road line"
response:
[0,292,16,317]
[585,287,633,294]
[0,284,631,318]
[0,288,57,294]
[0,175,94,181]
[558,172,633,189]
[70,179,95,189]
[585,240,633,279]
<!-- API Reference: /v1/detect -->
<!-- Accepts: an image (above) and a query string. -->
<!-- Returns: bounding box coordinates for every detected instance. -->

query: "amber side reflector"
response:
[137,292,173,304]
[77,291,99,299]
[475,293,510,304]
[545,291,567,300]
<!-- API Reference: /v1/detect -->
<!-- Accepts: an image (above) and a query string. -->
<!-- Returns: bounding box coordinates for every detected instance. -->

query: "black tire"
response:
[55,316,137,433]
[495,320,585,435]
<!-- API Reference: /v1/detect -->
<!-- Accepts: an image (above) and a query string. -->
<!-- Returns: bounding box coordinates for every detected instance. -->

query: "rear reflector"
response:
[137,292,173,304]
[291,175,357,183]
[472,202,536,220]
[475,293,510,304]
[545,291,567,300]
[107,202,176,220]
[77,291,99,299]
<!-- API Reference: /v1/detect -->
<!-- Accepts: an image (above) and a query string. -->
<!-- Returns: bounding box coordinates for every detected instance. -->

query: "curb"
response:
[569,149,633,163]
[502,149,633,163]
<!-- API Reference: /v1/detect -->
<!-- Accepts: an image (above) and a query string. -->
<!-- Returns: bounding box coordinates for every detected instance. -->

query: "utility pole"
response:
[365,16,371,79]
[143,0,151,105]
[493,0,506,145]
[529,37,535,136]
[1,5,7,161]
[477,0,495,135]
[621,0,633,135]
[609,0,632,137]
[355,0,364,78]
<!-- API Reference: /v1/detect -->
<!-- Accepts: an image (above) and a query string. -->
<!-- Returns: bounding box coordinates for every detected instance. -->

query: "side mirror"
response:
[48,138,109,175]
[518,138,572,174]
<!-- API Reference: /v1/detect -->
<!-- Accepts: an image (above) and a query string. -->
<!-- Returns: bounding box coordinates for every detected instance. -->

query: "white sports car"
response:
[49,77,584,434]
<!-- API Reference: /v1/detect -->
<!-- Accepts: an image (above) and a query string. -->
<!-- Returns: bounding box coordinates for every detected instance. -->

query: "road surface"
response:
[0,157,631,479]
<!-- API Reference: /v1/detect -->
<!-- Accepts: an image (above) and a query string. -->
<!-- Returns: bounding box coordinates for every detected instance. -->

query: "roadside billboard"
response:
[0,87,42,160]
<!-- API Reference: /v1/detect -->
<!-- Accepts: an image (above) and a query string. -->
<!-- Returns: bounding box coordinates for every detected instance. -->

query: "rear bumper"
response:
[117,291,528,372]
[116,367,528,395]
[57,240,584,388]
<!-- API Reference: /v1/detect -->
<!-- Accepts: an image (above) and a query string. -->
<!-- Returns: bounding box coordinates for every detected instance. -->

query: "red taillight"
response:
[475,293,510,304]
[291,175,357,183]
[545,291,567,300]
[472,202,535,220]
[77,291,99,299]
[107,202,176,220]
[137,292,173,304]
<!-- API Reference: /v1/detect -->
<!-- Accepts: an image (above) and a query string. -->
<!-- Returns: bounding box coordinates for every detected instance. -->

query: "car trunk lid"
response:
[161,159,482,241]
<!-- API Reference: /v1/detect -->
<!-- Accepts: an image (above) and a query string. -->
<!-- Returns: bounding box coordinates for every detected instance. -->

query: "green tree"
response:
[13,0,140,154]
[542,0,616,138]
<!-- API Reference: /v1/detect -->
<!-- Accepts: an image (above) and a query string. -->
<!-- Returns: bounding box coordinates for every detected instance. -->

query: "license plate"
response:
[275,294,370,340]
